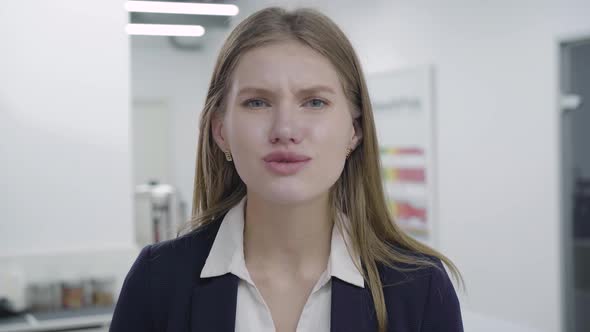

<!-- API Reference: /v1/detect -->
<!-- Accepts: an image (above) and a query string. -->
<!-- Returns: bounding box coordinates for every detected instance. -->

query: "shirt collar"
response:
[200,196,365,288]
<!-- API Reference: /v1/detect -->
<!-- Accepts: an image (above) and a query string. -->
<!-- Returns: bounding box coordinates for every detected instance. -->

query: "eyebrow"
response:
[236,85,337,98]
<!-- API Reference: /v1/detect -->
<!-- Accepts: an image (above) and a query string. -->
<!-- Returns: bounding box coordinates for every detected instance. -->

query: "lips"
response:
[262,151,311,163]
[262,151,311,176]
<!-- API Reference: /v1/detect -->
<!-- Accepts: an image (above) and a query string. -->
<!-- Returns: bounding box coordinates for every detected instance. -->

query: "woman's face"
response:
[212,40,361,205]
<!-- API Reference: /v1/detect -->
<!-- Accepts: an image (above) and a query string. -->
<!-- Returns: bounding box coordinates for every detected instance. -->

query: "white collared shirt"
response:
[200,196,365,332]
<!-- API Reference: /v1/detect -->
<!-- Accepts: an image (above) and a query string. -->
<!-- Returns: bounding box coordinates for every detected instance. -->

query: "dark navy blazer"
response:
[109,219,463,332]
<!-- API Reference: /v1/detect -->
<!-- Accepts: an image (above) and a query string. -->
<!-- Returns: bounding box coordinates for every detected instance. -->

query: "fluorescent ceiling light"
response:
[125,1,239,16]
[126,23,205,37]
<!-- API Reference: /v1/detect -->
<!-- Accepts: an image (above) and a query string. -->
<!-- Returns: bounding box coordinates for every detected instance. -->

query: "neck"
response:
[243,191,333,279]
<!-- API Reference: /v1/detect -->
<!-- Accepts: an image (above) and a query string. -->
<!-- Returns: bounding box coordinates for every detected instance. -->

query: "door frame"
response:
[557,30,590,332]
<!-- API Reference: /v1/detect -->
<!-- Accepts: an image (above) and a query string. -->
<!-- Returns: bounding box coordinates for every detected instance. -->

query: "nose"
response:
[268,103,303,145]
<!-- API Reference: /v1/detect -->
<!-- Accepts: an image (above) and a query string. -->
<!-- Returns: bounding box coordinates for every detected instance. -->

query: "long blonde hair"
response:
[185,6,465,332]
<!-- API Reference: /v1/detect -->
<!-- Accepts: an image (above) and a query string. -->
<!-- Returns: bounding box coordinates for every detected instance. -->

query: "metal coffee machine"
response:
[134,180,187,246]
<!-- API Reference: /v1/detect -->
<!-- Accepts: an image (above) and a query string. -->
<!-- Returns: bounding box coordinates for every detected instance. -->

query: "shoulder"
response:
[376,251,464,331]
[375,247,442,284]
[110,220,223,331]
[146,219,222,275]
[119,219,223,295]
[376,252,442,300]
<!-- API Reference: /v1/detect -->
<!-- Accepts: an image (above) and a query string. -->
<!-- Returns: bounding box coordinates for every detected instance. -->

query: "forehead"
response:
[229,40,343,94]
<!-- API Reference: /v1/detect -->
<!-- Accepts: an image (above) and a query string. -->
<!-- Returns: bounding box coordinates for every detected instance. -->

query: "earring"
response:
[346,147,352,159]
[224,150,233,161]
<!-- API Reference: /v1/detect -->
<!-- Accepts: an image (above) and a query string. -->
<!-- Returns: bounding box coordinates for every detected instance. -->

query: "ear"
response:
[350,112,363,150]
[211,113,229,151]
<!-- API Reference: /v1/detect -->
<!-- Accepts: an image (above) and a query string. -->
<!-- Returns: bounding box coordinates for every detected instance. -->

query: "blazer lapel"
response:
[331,277,375,332]
[190,273,239,332]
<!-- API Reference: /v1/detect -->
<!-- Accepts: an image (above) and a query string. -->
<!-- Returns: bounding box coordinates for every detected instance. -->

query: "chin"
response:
[254,185,327,206]
[240,170,332,205]
[262,191,310,205]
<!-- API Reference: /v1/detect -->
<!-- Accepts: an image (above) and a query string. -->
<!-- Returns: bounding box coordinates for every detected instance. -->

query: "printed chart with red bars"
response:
[380,146,429,239]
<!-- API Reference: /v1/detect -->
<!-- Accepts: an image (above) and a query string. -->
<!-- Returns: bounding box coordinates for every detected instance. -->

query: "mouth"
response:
[262,151,312,175]
[262,151,311,163]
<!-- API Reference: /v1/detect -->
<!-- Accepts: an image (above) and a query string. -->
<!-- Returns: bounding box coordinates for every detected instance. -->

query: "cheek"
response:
[308,120,349,179]
[227,113,265,148]
[226,114,267,177]
[309,117,350,153]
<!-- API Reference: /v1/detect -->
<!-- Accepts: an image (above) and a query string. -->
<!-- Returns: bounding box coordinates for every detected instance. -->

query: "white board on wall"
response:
[367,66,438,247]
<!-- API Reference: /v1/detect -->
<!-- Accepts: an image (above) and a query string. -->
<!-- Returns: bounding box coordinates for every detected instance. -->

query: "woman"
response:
[110,6,465,332]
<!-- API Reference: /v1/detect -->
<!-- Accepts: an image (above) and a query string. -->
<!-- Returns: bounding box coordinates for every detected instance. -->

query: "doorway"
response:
[560,36,590,332]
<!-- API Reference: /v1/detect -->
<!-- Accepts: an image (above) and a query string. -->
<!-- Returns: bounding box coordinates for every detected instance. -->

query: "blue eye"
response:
[243,99,269,108]
[305,98,328,109]
[242,98,329,109]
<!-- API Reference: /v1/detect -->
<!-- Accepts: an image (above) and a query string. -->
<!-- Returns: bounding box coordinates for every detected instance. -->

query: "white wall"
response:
[0,1,133,254]
[130,1,590,331]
